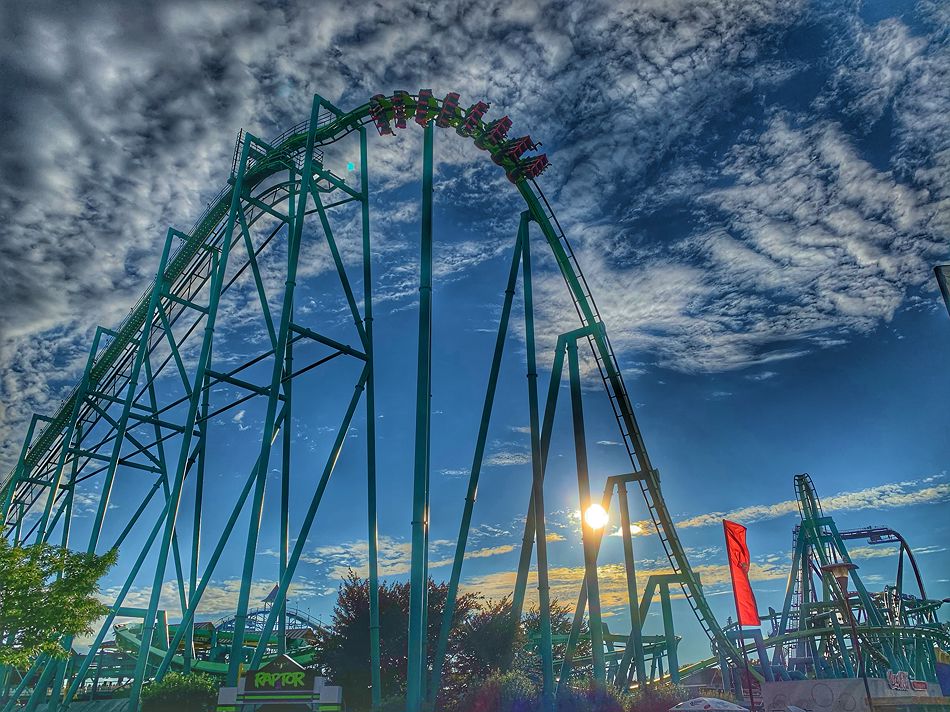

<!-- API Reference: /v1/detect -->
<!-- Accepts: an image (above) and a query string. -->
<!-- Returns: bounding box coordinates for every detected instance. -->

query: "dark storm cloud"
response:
[0,0,947,470]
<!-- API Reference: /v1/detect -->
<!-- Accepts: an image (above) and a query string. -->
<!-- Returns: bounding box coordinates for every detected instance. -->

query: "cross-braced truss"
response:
[1,91,749,712]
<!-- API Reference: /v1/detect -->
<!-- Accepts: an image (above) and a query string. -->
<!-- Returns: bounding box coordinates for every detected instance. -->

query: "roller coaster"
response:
[0,91,946,712]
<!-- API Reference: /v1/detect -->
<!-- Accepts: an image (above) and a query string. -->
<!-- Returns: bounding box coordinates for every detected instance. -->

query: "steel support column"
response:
[278,336,292,656]
[615,480,647,687]
[184,363,209,672]
[407,119,435,712]
[226,95,329,686]
[522,222,555,711]
[0,414,45,529]
[510,334,568,625]
[660,582,680,682]
[360,125,382,711]
[567,339,606,684]
[277,165,297,659]
[154,407,290,679]
[36,327,107,542]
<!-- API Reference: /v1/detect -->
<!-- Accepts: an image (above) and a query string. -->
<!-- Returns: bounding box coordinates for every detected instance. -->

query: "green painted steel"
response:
[0,90,798,711]
[224,111,318,689]
[428,219,524,704]
[245,367,370,670]
[521,218,556,712]
[615,480,646,686]
[567,339,606,684]
[359,125,383,712]
[406,120,435,712]
[127,130,251,709]
[511,327,581,629]
[767,474,948,683]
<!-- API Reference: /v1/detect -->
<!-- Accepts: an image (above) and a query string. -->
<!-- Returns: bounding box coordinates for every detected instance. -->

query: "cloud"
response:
[485,450,532,467]
[232,409,250,431]
[745,371,778,381]
[461,557,789,609]
[0,0,815,471]
[299,534,516,581]
[676,477,950,529]
[819,18,928,129]
[100,576,317,621]
[538,108,945,375]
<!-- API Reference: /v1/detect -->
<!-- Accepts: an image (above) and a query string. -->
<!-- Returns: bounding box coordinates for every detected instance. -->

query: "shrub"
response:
[448,670,540,712]
[558,681,627,712]
[626,682,689,712]
[140,672,219,712]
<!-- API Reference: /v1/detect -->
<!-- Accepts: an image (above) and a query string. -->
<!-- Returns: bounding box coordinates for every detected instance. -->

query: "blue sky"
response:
[0,0,948,664]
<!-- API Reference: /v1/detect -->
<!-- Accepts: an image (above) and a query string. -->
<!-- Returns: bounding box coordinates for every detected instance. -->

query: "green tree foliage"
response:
[140,672,218,712]
[311,571,485,711]
[312,573,605,712]
[0,539,116,667]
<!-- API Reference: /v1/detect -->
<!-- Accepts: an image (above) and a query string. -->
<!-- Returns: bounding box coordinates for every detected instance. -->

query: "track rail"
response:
[0,92,739,670]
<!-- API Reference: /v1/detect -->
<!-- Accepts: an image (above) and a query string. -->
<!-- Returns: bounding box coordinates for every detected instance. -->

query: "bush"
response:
[140,672,219,712]
[448,670,540,712]
[626,682,689,712]
[558,681,627,712]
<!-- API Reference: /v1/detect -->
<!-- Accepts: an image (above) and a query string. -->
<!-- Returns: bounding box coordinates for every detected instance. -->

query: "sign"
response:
[886,669,927,692]
[247,654,315,692]
[887,670,910,691]
[217,656,343,712]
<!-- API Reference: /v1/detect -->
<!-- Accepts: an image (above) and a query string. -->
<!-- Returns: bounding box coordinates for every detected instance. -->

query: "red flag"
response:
[723,520,759,627]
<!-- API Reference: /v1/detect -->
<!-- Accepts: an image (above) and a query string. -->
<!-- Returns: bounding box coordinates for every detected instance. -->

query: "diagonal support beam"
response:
[428,217,525,704]
[127,134,250,711]
[247,368,369,669]
[225,96,326,687]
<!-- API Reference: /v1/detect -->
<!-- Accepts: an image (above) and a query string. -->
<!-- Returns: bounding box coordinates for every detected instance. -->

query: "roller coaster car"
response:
[415,89,435,126]
[370,95,393,136]
[506,135,538,159]
[436,92,461,128]
[492,135,537,165]
[507,154,550,183]
[475,116,512,149]
[392,90,411,129]
[458,101,490,136]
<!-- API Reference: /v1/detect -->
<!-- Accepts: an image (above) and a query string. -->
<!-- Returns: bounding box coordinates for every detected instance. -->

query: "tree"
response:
[0,539,117,667]
[311,574,580,712]
[140,672,218,712]
[446,595,522,702]
[311,571,482,711]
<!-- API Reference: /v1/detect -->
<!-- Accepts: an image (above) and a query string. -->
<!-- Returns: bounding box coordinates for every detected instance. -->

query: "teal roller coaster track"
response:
[0,92,944,712]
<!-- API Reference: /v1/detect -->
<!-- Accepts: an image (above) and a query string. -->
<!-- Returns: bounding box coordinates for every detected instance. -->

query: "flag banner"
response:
[723,519,760,627]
